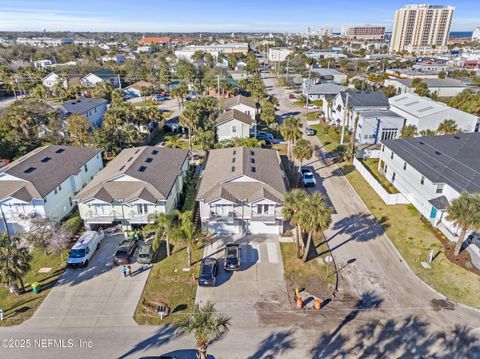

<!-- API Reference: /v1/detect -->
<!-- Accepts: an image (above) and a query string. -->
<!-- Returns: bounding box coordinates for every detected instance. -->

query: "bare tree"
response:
[27,217,53,255]
[49,223,73,262]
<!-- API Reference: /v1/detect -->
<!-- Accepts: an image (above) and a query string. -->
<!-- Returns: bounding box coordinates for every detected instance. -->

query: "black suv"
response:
[224,244,241,271]
[113,240,138,265]
[198,258,218,287]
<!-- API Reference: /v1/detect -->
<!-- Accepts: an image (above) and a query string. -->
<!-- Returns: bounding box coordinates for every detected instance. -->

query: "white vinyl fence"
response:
[353,157,410,206]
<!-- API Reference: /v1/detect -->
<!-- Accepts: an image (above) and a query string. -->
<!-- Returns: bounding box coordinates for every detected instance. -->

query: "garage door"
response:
[248,221,281,234]
[209,222,241,235]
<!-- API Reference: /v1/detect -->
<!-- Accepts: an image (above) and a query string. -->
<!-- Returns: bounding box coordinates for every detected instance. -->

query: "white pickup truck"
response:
[67,229,104,267]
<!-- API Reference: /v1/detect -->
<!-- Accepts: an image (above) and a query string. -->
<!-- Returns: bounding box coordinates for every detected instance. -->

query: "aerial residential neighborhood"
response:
[0,1,480,359]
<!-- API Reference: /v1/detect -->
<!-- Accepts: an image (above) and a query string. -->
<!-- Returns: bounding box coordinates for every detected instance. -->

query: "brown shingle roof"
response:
[75,147,188,203]
[196,147,287,204]
[0,145,101,199]
[222,95,256,110]
[215,109,256,126]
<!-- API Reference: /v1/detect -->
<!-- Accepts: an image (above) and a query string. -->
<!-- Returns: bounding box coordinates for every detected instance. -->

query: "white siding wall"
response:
[216,119,252,141]
[229,104,256,120]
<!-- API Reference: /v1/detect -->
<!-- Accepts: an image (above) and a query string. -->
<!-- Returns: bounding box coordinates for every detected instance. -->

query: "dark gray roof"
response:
[340,91,389,109]
[59,97,108,115]
[222,95,256,110]
[0,145,101,198]
[76,147,188,202]
[307,83,346,95]
[382,133,480,194]
[93,69,115,79]
[429,196,450,210]
[215,109,255,126]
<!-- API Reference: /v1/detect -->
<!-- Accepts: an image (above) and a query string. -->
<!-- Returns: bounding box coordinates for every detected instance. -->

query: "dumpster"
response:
[31,282,41,294]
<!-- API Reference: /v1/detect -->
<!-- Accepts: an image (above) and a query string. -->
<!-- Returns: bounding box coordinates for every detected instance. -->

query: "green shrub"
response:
[64,215,83,234]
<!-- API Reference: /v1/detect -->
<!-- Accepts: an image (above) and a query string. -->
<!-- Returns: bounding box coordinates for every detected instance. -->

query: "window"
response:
[390,152,394,160]
[250,158,255,164]
[384,165,388,174]
[403,162,407,170]
[381,146,385,152]
[250,150,255,156]
[392,172,396,182]
[54,188,58,195]
[232,125,237,133]
[152,150,159,155]
[436,184,444,194]
[137,204,149,214]
[58,185,62,191]
[69,197,73,206]
[421,176,425,185]
[84,164,88,172]
[43,197,47,203]
[256,204,271,215]
[251,167,256,173]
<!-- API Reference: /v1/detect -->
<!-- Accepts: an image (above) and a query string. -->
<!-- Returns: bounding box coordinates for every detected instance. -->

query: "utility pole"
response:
[305,67,312,114]
[340,92,349,145]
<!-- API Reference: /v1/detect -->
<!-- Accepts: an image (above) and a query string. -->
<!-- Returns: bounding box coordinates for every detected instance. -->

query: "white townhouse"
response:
[389,93,479,133]
[221,95,257,120]
[81,69,120,88]
[196,147,288,235]
[75,147,189,230]
[356,110,405,144]
[42,72,67,90]
[378,133,480,234]
[0,146,103,235]
[384,78,467,98]
[58,97,108,128]
[215,109,256,142]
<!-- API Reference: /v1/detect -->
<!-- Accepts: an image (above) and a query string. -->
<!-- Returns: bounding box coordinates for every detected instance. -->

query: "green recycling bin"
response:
[31,282,41,294]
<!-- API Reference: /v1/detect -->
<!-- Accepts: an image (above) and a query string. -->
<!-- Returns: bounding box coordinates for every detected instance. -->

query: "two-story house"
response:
[42,72,67,90]
[0,145,103,235]
[221,95,257,120]
[215,109,256,142]
[75,147,189,230]
[379,133,480,234]
[58,97,108,128]
[196,147,288,235]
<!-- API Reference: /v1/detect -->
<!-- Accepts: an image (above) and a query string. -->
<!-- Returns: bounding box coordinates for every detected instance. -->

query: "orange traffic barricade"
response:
[314,298,321,310]
[296,296,303,309]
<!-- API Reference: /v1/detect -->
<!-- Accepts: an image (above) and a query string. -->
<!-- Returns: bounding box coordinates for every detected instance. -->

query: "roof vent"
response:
[435,151,441,155]
[145,157,153,163]
[41,157,51,163]
[135,149,141,154]
[454,135,461,139]
[24,167,36,173]
[138,166,147,172]
[119,165,125,171]
[127,156,133,162]
[55,148,65,153]
[419,141,425,145]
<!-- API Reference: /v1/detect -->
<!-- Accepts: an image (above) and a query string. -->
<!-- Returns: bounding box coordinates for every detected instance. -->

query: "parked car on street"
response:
[198,258,218,287]
[113,240,138,265]
[305,127,316,136]
[304,104,318,110]
[152,94,167,101]
[224,244,241,271]
[137,243,154,264]
[67,229,104,267]
[255,131,274,144]
[288,94,296,100]
[301,168,316,187]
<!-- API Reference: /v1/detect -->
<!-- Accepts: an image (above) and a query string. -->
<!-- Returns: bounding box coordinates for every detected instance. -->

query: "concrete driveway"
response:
[195,235,289,328]
[25,234,151,328]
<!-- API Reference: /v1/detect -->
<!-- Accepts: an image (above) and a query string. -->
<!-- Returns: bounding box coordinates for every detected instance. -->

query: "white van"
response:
[67,229,105,267]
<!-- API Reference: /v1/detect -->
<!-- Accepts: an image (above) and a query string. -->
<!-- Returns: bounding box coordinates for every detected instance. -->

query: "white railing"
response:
[353,157,410,206]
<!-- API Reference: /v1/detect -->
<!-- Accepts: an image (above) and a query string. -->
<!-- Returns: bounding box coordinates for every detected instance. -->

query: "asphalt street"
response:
[0,74,479,358]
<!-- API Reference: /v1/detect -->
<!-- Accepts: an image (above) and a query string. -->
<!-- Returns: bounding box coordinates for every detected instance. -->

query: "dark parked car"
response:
[113,240,138,265]
[224,244,241,271]
[198,258,218,287]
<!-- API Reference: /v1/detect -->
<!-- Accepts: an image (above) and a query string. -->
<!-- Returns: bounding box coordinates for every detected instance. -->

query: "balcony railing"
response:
[1,210,43,222]
[251,209,283,223]
[85,209,159,224]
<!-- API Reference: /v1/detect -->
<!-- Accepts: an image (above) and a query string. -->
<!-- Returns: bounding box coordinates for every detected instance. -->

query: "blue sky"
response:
[1,0,479,32]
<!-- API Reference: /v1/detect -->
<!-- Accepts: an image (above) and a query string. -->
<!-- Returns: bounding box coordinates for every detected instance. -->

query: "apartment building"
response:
[342,25,386,40]
[268,48,294,62]
[390,4,455,54]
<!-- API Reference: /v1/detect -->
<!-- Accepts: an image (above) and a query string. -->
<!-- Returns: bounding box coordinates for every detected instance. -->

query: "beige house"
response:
[222,95,257,120]
[75,147,189,230]
[215,109,256,142]
[197,147,287,235]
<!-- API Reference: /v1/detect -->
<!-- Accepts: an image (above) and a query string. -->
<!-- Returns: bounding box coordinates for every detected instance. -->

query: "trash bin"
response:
[31,282,41,294]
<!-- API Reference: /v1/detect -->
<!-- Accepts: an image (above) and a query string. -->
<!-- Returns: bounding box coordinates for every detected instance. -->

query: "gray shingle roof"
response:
[215,109,256,126]
[393,78,467,88]
[222,95,256,110]
[75,147,188,203]
[197,147,287,203]
[307,83,346,95]
[340,91,389,109]
[59,97,108,115]
[382,133,480,194]
[0,145,101,198]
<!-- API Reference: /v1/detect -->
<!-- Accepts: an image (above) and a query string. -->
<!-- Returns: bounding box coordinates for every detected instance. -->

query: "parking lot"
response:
[25,234,151,328]
[195,235,290,327]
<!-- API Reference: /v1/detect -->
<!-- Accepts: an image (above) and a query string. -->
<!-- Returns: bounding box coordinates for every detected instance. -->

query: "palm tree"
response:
[195,128,215,154]
[280,117,303,161]
[0,234,32,295]
[437,119,460,135]
[300,192,332,262]
[176,301,231,359]
[400,124,418,138]
[419,129,437,137]
[143,211,181,257]
[446,192,480,256]
[180,105,200,151]
[293,139,313,170]
[177,211,202,267]
[283,189,309,258]
[164,135,184,149]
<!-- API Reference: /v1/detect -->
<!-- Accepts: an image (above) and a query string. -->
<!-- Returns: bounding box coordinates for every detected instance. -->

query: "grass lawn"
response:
[132,99,157,107]
[359,158,399,194]
[0,248,67,326]
[310,100,323,107]
[134,243,203,325]
[311,125,339,153]
[293,100,305,107]
[272,143,288,156]
[343,166,480,307]
[280,235,336,299]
